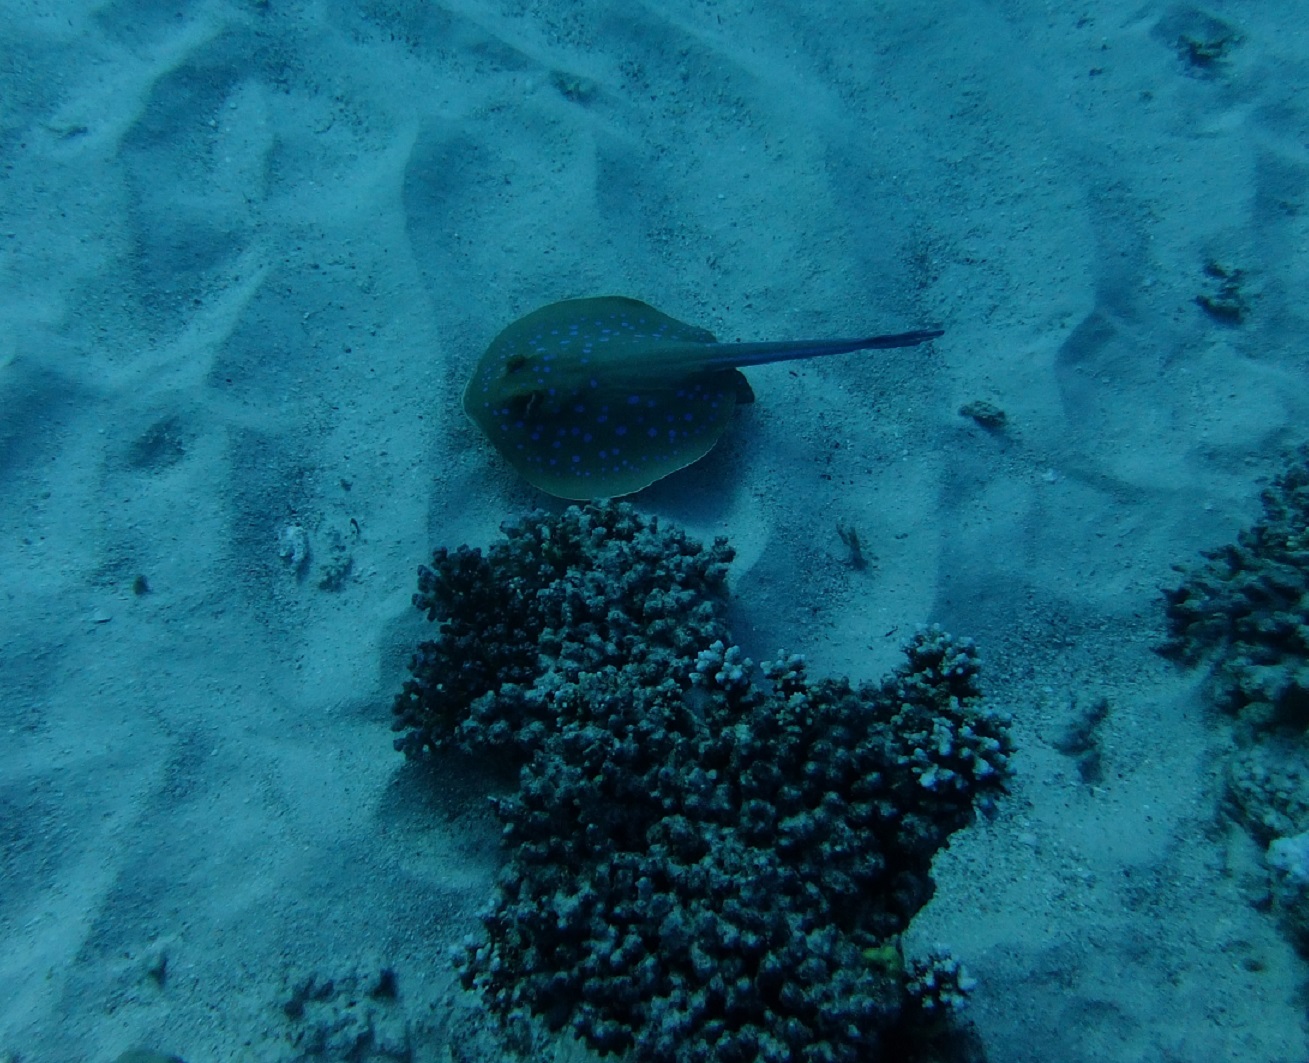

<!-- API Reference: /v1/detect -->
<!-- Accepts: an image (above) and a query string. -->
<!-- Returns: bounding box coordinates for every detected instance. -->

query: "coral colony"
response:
[392,503,1011,1062]
[1164,446,1309,952]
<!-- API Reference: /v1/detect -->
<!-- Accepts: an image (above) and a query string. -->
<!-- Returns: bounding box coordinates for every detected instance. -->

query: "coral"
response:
[1165,447,1309,960]
[279,967,409,1062]
[1266,830,1309,948]
[395,503,1011,1062]
[278,523,310,574]
[957,400,1008,431]
[836,521,870,570]
[1050,696,1110,785]
[1162,445,1309,733]
[391,503,734,759]
[905,948,978,1017]
[1195,261,1249,323]
[1228,740,1309,842]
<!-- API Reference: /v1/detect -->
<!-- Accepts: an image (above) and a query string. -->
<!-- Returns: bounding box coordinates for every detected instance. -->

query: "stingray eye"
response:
[504,353,530,375]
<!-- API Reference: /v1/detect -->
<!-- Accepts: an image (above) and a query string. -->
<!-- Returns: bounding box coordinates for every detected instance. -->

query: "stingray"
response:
[462,296,942,500]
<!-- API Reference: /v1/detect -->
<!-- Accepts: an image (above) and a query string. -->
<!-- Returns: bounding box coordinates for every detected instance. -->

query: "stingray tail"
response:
[702,329,943,370]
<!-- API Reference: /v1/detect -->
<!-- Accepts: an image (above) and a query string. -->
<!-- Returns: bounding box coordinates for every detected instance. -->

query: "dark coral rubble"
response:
[1162,445,1309,730]
[393,502,1012,1062]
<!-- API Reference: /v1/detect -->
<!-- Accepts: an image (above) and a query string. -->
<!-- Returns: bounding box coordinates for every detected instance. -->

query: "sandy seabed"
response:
[2,1,1308,1060]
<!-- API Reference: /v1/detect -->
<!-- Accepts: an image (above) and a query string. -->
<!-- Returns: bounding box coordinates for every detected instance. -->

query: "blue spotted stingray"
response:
[462,296,942,499]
